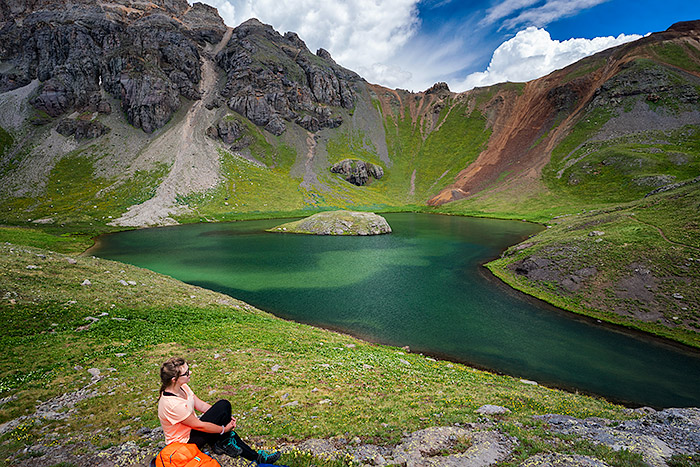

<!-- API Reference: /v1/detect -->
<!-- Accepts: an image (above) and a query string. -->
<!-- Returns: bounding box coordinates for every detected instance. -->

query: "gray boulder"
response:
[55,119,110,141]
[330,159,384,186]
[268,211,391,236]
[207,118,244,145]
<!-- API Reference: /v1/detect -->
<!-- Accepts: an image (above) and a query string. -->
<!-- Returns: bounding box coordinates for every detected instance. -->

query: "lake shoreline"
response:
[88,213,700,408]
[84,206,700,350]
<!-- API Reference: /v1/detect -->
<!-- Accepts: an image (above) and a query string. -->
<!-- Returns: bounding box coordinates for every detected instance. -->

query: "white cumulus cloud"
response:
[452,27,643,92]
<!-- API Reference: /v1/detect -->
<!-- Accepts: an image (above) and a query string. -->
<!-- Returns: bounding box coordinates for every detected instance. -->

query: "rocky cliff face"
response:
[0,1,363,137]
[215,18,363,135]
[0,0,225,133]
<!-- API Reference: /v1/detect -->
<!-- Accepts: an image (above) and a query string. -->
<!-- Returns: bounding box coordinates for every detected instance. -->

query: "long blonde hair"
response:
[160,357,186,395]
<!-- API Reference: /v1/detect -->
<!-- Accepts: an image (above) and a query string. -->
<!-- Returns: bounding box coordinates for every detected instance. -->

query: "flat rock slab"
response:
[535,408,700,467]
[296,426,515,466]
[268,211,392,235]
[388,427,515,467]
[476,405,511,415]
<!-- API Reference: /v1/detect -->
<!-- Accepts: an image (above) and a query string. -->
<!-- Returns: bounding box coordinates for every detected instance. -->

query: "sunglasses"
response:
[179,369,190,378]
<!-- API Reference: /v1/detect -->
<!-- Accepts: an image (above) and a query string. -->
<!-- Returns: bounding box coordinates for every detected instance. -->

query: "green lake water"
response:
[91,213,700,407]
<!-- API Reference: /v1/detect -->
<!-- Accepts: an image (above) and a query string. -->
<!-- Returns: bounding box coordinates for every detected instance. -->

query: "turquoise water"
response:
[91,213,700,407]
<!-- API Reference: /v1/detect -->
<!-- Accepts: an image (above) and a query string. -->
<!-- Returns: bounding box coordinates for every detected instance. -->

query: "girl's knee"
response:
[214,399,231,412]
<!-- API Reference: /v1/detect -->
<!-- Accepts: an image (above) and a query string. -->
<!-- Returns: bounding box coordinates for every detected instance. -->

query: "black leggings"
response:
[188,400,258,462]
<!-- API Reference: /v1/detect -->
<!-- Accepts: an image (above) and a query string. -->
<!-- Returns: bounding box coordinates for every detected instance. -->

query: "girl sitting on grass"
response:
[158,356,281,465]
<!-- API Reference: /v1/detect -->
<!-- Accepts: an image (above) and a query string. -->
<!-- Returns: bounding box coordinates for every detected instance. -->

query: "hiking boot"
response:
[256,450,281,464]
[212,435,243,457]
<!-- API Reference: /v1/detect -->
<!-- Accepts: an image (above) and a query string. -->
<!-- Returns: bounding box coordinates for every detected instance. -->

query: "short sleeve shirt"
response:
[158,384,195,444]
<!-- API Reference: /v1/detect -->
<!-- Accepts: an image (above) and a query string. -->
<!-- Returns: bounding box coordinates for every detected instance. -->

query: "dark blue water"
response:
[91,213,700,407]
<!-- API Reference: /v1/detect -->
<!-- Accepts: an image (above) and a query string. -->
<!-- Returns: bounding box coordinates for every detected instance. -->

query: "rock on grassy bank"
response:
[267,211,392,235]
[288,407,700,467]
[6,404,698,466]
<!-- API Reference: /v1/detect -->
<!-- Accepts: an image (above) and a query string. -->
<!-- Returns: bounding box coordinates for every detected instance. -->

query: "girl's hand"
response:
[224,418,236,432]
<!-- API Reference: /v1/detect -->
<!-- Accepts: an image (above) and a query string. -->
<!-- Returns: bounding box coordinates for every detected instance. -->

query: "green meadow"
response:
[0,231,642,466]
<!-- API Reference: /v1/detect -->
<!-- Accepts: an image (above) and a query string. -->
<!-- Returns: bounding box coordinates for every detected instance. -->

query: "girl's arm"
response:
[193,394,211,413]
[180,413,235,434]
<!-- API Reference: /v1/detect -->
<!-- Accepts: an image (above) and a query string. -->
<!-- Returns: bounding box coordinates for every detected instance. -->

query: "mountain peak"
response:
[425,82,451,95]
[239,17,267,28]
[667,19,700,32]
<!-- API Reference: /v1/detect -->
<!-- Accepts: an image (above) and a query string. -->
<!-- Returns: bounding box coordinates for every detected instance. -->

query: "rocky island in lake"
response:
[268,211,392,235]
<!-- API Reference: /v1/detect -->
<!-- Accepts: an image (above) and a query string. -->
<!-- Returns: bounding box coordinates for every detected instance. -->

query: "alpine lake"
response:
[91,213,700,408]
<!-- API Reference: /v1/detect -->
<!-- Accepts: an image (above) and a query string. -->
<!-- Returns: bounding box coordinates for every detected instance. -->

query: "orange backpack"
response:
[154,443,221,467]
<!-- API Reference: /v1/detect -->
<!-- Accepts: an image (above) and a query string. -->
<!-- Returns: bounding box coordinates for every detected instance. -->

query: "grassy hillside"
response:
[0,229,644,467]
[0,142,170,228]
[484,184,700,348]
[0,86,493,226]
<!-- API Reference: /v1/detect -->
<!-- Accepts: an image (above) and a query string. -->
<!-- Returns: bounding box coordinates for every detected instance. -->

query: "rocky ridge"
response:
[214,18,363,135]
[425,21,700,206]
[0,0,360,137]
[0,0,224,133]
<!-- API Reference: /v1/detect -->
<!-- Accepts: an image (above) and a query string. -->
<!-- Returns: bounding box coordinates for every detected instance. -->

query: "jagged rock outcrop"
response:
[206,117,251,150]
[330,159,384,186]
[425,81,450,95]
[215,18,362,135]
[0,0,226,133]
[180,2,228,45]
[55,118,110,141]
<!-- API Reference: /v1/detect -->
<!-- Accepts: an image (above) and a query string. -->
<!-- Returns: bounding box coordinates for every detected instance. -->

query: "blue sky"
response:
[197,0,700,92]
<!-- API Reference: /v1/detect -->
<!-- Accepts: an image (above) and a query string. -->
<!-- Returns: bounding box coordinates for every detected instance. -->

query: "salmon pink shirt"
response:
[158,384,195,444]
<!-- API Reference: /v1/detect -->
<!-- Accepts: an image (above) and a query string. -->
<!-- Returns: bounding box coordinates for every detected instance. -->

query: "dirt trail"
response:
[408,169,416,197]
[111,29,233,227]
[628,215,700,252]
[300,132,319,190]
